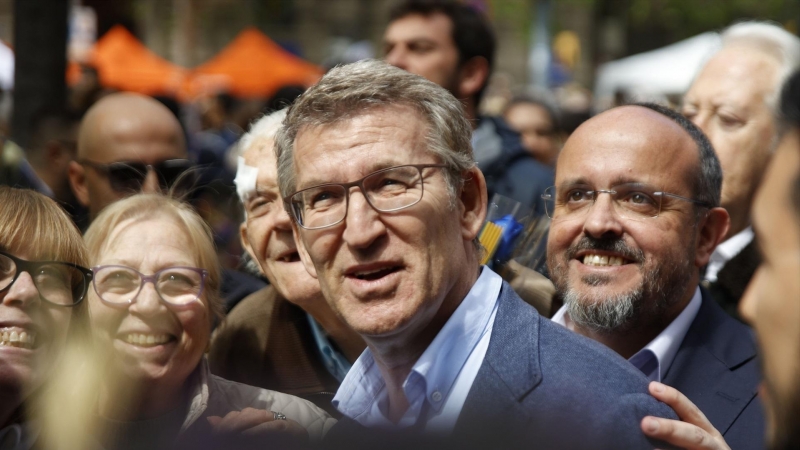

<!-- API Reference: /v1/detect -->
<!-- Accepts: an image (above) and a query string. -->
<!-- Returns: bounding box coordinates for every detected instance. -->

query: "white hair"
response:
[237,108,288,158]
[721,21,800,112]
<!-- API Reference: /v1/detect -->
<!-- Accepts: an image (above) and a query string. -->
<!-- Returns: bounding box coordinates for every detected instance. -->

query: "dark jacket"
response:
[209,286,341,416]
[476,116,554,218]
[326,282,676,449]
[663,289,764,449]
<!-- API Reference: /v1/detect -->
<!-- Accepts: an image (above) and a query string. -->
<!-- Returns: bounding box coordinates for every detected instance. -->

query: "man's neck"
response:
[363,264,479,423]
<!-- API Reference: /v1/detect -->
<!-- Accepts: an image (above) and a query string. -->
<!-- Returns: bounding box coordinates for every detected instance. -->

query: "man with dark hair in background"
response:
[383,0,553,217]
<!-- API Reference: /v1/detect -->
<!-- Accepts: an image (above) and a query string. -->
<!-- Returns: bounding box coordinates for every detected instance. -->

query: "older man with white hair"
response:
[683,21,800,317]
[209,109,365,415]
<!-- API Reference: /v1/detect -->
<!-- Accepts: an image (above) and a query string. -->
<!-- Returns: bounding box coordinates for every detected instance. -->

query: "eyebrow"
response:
[557,176,651,189]
[296,162,404,190]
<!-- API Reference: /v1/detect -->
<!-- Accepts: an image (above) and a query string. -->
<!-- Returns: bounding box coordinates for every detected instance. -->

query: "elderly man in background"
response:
[383,0,553,216]
[546,102,764,448]
[275,59,675,448]
[683,21,800,317]
[67,92,264,308]
[209,109,365,415]
[640,69,800,450]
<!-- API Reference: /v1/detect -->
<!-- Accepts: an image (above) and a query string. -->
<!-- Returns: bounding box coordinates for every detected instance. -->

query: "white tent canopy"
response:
[593,32,721,111]
[0,40,12,91]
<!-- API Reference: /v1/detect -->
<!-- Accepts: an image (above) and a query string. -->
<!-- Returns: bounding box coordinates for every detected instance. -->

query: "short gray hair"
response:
[721,21,800,114]
[275,59,475,202]
[238,108,287,160]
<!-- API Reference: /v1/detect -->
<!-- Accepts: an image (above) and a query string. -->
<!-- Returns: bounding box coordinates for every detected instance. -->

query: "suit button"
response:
[431,391,442,402]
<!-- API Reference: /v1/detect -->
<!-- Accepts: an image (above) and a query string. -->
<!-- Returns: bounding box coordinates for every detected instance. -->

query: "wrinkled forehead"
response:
[292,105,431,175]
[557,108,698,190]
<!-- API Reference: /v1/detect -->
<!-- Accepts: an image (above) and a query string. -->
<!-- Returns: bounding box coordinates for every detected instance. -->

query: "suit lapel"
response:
[454,283,542,433]
[663,289,759,434]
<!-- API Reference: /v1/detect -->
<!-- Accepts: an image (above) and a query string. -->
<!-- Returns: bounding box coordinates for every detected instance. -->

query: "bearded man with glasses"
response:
[546,103,764,449]
[275,59,677,448]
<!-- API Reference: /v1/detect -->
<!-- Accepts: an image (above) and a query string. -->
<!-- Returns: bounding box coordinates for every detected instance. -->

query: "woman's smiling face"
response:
[88,214,210,390]
[0,246,74,397]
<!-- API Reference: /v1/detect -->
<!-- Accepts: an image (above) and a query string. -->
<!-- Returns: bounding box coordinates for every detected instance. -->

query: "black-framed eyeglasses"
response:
[541,183,712,222]
[0,250,92,307]
[80,159,195,193]
[91,265,208,306]
[284,164,448,230]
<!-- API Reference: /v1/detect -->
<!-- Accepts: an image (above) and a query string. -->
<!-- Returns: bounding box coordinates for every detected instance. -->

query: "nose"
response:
[273,206,293,230]
[128,281,165,317]
[582,193,624,239]
[141,168,161,194]
[689,111,711,137]
[385,46,407,70]
[738,266,761,325]
[1,272,41,307]
[342,188,387,249]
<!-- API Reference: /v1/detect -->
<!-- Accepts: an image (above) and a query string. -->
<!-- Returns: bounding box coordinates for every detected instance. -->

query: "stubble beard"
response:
[549,235,695,334]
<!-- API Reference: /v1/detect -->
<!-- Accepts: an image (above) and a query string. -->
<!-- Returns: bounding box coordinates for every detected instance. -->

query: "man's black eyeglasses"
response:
[80,159,195,193]
[0,250,92,307]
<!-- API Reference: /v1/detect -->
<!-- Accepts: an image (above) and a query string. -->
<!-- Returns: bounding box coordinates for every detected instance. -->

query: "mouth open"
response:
[0,328,38,350]
[349,266,402,281]
[122,333,177,348]
[278,252,301,263]
[578,253,633,267]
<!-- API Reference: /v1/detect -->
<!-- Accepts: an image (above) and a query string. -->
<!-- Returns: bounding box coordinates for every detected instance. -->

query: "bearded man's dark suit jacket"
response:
[663,288,764,449]
[325,282,676,449]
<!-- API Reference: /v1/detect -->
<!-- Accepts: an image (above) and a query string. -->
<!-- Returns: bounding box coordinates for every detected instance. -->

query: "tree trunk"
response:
[12,0,68,148]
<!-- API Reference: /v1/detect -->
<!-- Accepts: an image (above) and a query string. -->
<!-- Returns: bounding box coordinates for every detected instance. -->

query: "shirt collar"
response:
[551,286,703,381]
[332,266,503,421]
[705,226,754,282]
[714,227,754,261]
[411,267,502,412]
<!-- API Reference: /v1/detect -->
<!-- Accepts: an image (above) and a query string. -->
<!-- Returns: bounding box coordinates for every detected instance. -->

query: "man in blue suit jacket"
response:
[546,102,764,449]
[275,59,675,448]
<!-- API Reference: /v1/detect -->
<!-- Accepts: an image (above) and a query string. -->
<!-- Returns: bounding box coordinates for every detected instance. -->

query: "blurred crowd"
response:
[0,1,799,449]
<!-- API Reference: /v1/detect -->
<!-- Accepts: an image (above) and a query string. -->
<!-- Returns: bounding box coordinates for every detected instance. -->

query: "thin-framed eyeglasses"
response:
[285,164,448,230]
[79,159,195,193]
[91,265,208,306]
[541,183,712,222]
[0,250,92,307]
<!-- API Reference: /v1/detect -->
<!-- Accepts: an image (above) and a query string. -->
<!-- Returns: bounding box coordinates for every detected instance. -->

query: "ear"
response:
[456,56,490,100]
[239,222,260,270]
[694,207,730,267]
[67,160,90,207]
[459,166,488,242]
[291,222,319,279]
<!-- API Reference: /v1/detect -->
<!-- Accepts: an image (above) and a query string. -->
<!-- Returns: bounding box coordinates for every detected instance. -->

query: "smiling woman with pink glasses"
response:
[0,186,92,449]
[83,193,334,449]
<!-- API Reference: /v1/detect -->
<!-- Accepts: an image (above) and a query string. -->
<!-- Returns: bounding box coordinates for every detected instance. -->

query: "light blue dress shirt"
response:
[552,286,702,382]
[306,313,352,383]
[332,267,503,432]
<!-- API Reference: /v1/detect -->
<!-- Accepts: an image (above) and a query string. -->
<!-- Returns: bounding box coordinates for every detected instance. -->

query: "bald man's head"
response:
[68,93,189,219]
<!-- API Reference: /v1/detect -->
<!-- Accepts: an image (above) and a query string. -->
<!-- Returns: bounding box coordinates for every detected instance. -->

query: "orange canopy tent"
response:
[72,25,187,97]
[189,28,323,99]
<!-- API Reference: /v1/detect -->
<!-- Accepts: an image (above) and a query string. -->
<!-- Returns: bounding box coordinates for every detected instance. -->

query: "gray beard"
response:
[551,237,695,334]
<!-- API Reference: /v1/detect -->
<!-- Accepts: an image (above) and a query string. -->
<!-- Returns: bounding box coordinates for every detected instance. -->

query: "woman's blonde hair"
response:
[83,194,224,322]
[0,186,88,266]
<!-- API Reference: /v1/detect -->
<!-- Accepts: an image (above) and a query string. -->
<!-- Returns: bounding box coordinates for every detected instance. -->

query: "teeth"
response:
[125,334,170,347]
[582,254,625,267]
[0,328,36,349]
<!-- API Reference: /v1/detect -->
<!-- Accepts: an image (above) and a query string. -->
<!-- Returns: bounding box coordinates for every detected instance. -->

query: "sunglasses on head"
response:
[80,159,196,193]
